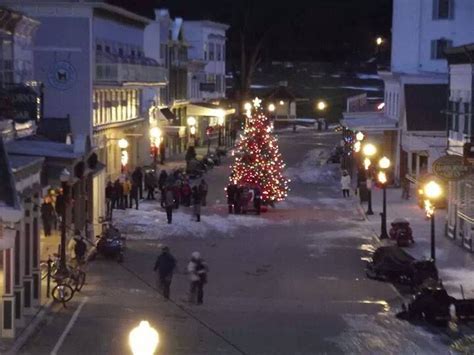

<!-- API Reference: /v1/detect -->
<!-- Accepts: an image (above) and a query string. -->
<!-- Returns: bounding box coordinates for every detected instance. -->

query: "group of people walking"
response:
[105,167,143,219]
[153,246,208,304]
[226,182,262,214]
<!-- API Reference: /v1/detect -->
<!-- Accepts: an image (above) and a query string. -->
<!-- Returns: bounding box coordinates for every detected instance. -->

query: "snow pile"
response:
[439,268,474,298]
[306,225,373,255]
[285,148,337,184]
[113,203,289,240]
[333,313,448,354]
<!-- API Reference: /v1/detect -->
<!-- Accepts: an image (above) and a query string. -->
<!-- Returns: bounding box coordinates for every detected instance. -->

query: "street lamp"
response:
[378,156,391,239]
[129,321,159,355]
[187,116,197,148]
[356,131,364,141]
[118,138,129,173]
[317,101,327,111]
[268,103,275,113]
[376,36,383,46]
[362,143,377,215]
[424,180,442,261]
[58,168,70,275]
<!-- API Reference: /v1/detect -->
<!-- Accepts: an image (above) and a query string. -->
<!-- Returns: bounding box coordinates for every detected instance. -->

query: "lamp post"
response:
[316,100,327,131]
[362,143,377,215]
[118,138,129,174]
[424,180,442,261]
[58,168,70,275]
[149,127,161,168]
[129,321,159,355]
[378,156,391,239]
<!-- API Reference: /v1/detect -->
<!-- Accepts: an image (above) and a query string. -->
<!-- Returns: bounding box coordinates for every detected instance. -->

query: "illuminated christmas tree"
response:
[230,97,289,204]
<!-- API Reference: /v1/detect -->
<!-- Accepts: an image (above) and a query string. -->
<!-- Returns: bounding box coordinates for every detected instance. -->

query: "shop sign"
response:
[432,155,473,181]
[0,84,38,122]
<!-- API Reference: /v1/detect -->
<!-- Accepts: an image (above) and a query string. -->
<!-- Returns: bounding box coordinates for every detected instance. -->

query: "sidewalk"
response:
[359,185,474,298]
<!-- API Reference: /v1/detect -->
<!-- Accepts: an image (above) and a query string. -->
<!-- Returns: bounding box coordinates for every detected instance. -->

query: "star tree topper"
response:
[252,97,262,108]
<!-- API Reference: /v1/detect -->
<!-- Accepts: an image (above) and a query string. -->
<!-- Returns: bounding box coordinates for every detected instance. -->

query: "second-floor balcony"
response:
[95,52,168,86]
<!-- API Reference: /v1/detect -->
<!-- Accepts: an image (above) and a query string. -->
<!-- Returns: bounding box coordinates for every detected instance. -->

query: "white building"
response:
[445,44,474,250]
[183,21,229,102]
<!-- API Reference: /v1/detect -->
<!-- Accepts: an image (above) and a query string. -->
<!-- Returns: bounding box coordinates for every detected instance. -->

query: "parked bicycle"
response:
[40,253,60,280]
[51,264,86,304]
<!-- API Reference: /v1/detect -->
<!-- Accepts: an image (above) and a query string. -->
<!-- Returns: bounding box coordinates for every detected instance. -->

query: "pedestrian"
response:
[105,181,114,219]
[55,189,65,229]
[145,171,156,200]
[198,179,208,206]
[131,167,144,200]
[192,186,202,222]
[123,177,131,209]
[130,182,139,210]
[187,252,208,305]
[41,197,55,237]
[159,140,166,165]
[181,181,192,207]
[226,182,237,214]
[153,246,177,300]
[158,170,168,194]
[164,187,175,224]
[253,185,262,215]
[113,179,124,209]
[74,234,87,266]
[173,180,181,209]
[401,175,410,200]
[341,170,351,198]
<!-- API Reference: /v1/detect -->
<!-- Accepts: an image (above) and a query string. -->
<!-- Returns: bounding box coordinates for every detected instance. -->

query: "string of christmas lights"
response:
[229,98,290,203]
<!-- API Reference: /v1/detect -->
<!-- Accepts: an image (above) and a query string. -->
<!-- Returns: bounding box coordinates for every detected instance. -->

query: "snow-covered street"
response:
[19,129,461,354]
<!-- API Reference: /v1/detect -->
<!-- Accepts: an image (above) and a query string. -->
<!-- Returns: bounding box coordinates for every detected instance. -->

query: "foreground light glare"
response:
[379,156,391,169]
[362,143,376,157]
[354,141,361,152]
[244,102,252,111]
[377,102,385,110]
[424,181,442,199]
[364,157,371,170]
[129,321,159,355]
[356,131,364,141]
[150,127,161,140]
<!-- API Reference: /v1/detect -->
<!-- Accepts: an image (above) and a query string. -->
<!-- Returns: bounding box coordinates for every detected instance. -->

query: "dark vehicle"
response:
[366,246,438,288]
[327,146,343,164]
[397,282,455,326]
[92,223,125,262]
[389,218,414,247]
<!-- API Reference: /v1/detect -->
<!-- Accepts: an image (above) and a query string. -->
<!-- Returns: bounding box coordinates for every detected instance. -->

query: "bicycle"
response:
[40,254,60,280]
[51,264,86,304]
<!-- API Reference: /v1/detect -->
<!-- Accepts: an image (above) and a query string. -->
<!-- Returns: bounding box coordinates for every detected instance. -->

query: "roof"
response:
[445,43,474,65]
[6,139,82,159]
[265,86,296,101]
[183,20,229,31]
[404,84,448,131]
[9,154,43,173]
[0,137,20,210]
[37,117,71,143]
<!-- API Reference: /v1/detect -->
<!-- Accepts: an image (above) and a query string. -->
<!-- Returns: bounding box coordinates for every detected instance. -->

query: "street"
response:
[19,129,449,354]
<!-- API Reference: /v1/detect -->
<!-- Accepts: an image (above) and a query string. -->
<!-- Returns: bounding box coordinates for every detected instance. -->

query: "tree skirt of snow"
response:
[113,205,289,240]
[285,148,338,184]
[332,313,448,354]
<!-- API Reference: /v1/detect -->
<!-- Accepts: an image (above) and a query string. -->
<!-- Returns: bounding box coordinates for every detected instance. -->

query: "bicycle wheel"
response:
[52,284,74,303]
[75,271,86,292]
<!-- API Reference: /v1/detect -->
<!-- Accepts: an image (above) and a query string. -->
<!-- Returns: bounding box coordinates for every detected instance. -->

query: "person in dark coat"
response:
[153,246,177,300]
[172,181,181,209]
[41,197,55,236]
[226,182,237,214]
[145,171,156,200]
[158,170,168,193]
[198,179,208,206]
[130,182,139,210]
[105,181,114,219]
[181,181,192,207]
[234,186,243,214]
[187,251,208,305]
[164,187,175,224]
[113,179,124,209]
[131,167,144,200]
[192,186,202,222]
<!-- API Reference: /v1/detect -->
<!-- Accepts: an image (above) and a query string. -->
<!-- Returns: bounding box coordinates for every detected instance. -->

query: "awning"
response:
[187,103,235,117]
[160,108,176,121]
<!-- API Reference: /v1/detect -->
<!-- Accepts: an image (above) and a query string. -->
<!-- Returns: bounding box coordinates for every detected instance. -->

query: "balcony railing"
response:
[95,63,168,84]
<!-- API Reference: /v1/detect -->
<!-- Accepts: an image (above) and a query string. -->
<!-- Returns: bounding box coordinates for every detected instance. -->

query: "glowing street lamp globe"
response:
[378,171,387,184]
[356,131,364,141]
[150,127,161,141]
[187,116,196,126]
[424,181,442,200]
[317,101,327,111]
[376,37,383,46]
[378,156,391,169]
[354,141,361,153]
[118,138,129,149]
[362,143,376,157]
[268,103,276,112]
[129,321,159,355]
[244,102,252,111]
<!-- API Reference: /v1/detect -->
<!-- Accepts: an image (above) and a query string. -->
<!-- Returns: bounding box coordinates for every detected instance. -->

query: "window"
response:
[105,45,110,53]
[203,42,208,61]
[431,39,452,59]
[96,44,102,52]
[464,103,470,134]
[217,44,221,61]
[209,43,215,61]
[433,0,454,20]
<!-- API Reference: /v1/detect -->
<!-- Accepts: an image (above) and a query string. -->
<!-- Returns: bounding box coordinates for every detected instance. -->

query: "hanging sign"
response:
[432,155,473,181]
